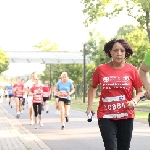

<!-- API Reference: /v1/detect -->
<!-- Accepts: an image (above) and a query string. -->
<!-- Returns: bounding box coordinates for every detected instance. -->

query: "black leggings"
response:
[33,103,42,117]
[98,118,133,150]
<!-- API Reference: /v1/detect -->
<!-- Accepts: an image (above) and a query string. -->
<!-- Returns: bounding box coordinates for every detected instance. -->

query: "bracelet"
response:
[132,100,137,105]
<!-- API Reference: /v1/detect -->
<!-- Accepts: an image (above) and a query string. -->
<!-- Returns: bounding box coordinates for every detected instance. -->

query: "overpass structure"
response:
[5,51,91,64]
[5,50,91,103]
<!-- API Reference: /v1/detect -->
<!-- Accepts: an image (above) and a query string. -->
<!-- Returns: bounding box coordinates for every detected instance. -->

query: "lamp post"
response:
[83,43,86,103]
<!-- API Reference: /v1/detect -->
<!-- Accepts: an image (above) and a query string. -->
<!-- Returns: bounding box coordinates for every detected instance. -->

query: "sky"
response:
[0,0,137,77]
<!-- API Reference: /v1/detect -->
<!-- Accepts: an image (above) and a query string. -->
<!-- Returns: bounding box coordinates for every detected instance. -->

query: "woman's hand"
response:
[68,92,73,96]
[126,100,136,109]
[86,106,95,116]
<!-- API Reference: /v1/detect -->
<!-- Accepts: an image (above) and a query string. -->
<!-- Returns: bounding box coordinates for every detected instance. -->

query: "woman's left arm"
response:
[69,86,75,96]
[132,87,145,103]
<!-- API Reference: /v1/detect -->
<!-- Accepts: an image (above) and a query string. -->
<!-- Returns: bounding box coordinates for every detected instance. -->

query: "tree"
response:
[86,29,109,67]
[116,25,150,67]
[0,49,9,74]
[81,0,150,42]
[116,24,136,37]
[33,39,58,51]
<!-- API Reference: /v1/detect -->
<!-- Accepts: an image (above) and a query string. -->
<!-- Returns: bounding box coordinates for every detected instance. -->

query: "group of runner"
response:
[5,71,75,130]
[5,72,51,128]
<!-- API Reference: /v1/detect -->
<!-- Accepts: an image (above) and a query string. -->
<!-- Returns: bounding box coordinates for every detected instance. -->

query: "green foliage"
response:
[86,64,96,83]
[33,39,58,51]
[40,64,85,98]
[116,25,150,68]
[116,24,136,37]
[82,0,150,42]
[86,30,109,67]
[81,0,113,26]
[40,64,84,86]
[0,49,9,74]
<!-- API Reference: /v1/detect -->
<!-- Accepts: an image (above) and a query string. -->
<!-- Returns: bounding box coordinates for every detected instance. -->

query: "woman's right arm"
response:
[139,62,150,99]
[87,83,98,114]
[139,62,150,89]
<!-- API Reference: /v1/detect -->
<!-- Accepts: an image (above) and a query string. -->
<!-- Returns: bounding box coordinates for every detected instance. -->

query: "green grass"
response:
[137,100,150,106]
[135,111,149,119]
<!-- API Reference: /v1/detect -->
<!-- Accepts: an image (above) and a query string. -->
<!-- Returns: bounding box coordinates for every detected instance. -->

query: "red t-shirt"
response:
[92,63,143,120]
[43,86,50,97]
[13,84,24,97]
[30,86,43,103]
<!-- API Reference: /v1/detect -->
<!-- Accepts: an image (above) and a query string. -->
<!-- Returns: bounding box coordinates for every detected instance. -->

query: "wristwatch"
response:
[132,100,137,105]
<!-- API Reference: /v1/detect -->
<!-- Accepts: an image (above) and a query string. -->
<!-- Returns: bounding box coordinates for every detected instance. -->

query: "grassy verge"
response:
[50,98,150,120]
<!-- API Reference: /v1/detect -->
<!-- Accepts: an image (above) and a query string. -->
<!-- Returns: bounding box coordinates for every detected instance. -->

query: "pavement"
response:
[0,97,150,150]
[0,98,51,150]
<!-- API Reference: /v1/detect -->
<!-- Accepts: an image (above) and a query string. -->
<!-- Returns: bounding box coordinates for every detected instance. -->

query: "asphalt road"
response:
[1,98,150,150]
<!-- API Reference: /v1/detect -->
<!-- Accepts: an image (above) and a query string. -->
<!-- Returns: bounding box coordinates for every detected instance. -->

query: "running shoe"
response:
[61,126,65,130]
[39,122,43,127]
[56,110,60,115]
[30,120,33,125]
[16,114,20,118]
[65,116,69,122]
[35,124,38,129]
[20,110,24,114]
[46,111,49,113]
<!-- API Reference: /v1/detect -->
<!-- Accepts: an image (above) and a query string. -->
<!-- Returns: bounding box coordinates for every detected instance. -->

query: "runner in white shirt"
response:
[24,72,36,125]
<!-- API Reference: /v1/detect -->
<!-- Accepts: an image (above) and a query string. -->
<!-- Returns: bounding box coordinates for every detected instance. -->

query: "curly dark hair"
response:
[104,38,133,59]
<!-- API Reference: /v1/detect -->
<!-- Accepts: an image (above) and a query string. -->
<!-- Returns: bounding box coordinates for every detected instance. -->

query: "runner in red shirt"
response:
[87,38,145,150]
[13,77,24,118]
[29,77,44,129]
[42,81,51,113]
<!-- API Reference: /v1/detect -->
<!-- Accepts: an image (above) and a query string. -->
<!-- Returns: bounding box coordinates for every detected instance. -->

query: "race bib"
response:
[43,92,49,97]
[102,95,127,118]
[58,91,68,98]
[34,95,42,101]
[8,90,13,94]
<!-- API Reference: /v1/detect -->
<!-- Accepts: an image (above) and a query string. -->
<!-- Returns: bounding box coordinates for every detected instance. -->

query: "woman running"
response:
[24,72,36,125]
[6,83,14,108]
[43,81,51,113]
[13,77,24,118]
[55,72,75,130]
[29,76,44,129]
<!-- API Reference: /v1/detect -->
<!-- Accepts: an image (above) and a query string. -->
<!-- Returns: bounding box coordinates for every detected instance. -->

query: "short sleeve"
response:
[70,82,73,88]
[92,67,100,86]
[30,87,34,93]
[132,67,143,89]
[144,50,150,67]
[24,80,29,88]
[56,82,59,89]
